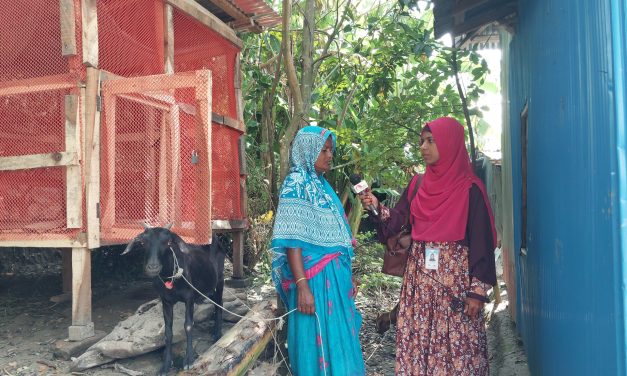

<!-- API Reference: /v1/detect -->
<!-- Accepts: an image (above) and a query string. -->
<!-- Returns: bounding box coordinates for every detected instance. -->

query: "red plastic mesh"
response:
[0,0,244,243]
[211,124,242,219]
[99,77,215,244]
[173,9,239,119]
[98,0,165,77]
[0,88,82,235]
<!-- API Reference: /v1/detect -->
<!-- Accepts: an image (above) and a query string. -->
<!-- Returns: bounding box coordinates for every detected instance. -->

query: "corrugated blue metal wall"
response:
[507,0,627,374]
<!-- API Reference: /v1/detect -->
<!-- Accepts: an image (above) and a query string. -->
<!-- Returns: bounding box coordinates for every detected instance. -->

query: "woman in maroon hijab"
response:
[360,117,497,375]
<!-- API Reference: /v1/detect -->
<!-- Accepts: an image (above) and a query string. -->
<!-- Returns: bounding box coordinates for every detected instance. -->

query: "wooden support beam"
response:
[194,70,212,244]
[166,0,243,49]
[69,246,94,341]
[212,112,245,133]
[59,0,77,56]
[234,52,244,127]
[212,219,248,231]
[101,93,116,234]
[232,231,245,279]
[83,67,101,249]
[0,74,75,97]
[164,4,175,74]
[0,235,87,248]
[61,250,72,293]
[0,152,79,171]
[102,72,200,94]
[81,0,98,67]
[65,94,83,228]
[159,115,171,225]
[170,106,182,224]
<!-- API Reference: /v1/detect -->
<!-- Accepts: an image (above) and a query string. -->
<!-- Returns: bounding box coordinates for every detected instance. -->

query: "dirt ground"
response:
[0,250,529,376]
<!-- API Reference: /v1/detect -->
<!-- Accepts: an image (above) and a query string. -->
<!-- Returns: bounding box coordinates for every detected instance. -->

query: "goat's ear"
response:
[174,237,192,255]
[121,237,139,255]
[164,222,174,230]
[142,222,151,230]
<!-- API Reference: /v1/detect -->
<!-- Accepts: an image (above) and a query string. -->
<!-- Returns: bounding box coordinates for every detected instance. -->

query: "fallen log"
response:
[180,300,278,376]
[71,287,248,371]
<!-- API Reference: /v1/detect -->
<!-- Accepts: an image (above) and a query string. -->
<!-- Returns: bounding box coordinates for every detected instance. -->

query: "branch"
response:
[450,46,477,169]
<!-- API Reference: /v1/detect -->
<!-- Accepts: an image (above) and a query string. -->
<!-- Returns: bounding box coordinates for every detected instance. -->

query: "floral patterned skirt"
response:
[395,241,489,376]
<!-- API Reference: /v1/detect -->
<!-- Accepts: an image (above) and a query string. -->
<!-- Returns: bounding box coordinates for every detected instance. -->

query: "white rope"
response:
[166,247,328,375]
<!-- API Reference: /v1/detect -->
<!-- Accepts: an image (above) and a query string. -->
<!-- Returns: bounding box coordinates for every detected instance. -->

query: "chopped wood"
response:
[180,300,278,376]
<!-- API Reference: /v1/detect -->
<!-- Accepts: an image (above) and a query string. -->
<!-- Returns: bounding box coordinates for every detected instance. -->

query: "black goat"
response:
[121,224,226,375]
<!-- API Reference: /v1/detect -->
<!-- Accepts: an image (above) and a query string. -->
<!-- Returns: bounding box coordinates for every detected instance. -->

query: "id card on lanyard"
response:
[425,247,440,270]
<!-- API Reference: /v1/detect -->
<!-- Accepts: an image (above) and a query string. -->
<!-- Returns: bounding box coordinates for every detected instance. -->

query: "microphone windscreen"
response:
[349,173,362,185]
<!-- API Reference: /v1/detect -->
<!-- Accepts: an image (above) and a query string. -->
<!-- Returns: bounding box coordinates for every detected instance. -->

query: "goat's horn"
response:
[165,222,174,230]
[142,222,151,230]
[121,237,138,255]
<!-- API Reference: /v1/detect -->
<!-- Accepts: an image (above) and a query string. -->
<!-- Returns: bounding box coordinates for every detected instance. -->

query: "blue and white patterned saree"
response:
[271,126,365,376]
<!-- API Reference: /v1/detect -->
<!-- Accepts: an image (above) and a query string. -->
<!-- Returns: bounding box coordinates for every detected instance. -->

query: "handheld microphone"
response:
[349,173,378,216]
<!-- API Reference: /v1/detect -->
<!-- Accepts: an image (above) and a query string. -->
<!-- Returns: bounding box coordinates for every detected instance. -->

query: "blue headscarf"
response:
[271,126,353,303]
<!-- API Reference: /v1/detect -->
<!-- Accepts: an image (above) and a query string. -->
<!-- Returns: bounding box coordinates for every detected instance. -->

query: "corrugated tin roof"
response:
[432,0,517,39]
[199,0,281,32]
[231,0,282,29]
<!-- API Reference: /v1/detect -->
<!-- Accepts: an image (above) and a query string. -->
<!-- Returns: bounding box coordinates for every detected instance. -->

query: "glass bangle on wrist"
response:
[295,277,307,285]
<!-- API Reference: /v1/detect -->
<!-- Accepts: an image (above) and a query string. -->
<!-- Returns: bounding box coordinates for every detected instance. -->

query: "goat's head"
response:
[121,223,192,278]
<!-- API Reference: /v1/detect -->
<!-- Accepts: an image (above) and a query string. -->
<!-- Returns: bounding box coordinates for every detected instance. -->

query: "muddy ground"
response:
[0,248,529,376]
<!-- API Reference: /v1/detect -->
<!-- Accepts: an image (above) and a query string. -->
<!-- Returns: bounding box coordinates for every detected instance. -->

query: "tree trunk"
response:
[279,0,305,182]
[301,0,316,118]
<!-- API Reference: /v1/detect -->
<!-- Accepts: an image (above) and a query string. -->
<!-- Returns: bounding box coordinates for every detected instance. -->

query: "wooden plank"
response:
[84,67,101,249]
[170,106,182,224]
[159,115,172,224]
[61,250,72,293]
[166,0,243,49]
[212,112,245,133]
[101,94,116,233]
[211,219,248,231]
[164,4,175,74]
[0,74,75,97]
[102,72,199,95]
[59,0,77,56]
[232,231,244,278]
[234,52,244,125]
[194,70,212,243]
[118,93,171,111]
[0,236,87,248]
[0,152,79,171]
[144,109,158,223]
[81,0,98,67]
[71,246,92,326]
[238,135,247,175]
[65,94,83,228]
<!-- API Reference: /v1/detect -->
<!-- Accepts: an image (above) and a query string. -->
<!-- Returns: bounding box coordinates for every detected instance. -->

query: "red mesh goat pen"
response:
[0,0,280,341]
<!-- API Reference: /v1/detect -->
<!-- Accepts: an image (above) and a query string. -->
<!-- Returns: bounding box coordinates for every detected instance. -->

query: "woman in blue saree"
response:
[271,126,365,375]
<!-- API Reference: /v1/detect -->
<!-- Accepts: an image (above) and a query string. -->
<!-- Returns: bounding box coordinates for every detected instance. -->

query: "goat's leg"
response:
[159,299,174,376]
[211,279,224,341]
[183,298,196,370]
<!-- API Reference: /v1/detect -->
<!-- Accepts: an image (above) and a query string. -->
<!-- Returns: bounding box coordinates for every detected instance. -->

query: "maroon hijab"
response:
[410,117,496,247]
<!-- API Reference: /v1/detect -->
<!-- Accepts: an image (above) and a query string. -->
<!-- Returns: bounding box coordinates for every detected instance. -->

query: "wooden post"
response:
[61,250,72,294]
[164,3,174,74]
[81,0,98,67]
[59,0,77,56]
[101,93,116,232]
[65,94,82,229]
[194,70,212,243]
[84,67,101,248]
[68,246,94,340]
[232,51,247,280]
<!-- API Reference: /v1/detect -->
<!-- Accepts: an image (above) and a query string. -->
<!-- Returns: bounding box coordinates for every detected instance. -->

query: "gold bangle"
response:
[295,277,307,285]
